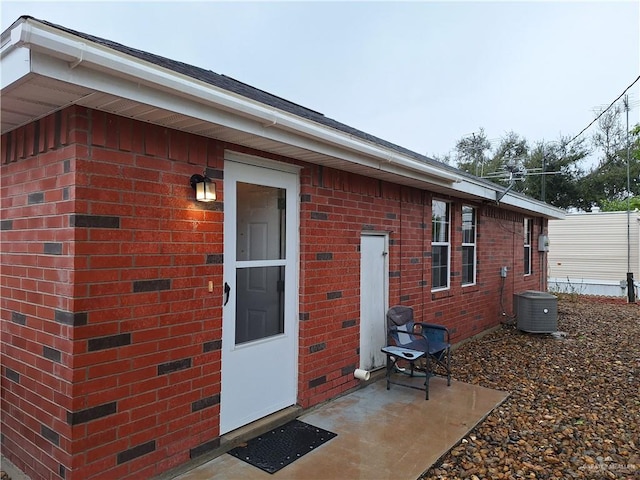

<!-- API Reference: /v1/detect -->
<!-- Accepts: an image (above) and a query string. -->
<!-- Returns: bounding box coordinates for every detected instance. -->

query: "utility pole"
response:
[624,95,635,302]
[541,143,546,203]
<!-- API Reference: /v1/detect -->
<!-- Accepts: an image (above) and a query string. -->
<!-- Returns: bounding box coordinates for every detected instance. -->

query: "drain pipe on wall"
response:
[499,269,516,326]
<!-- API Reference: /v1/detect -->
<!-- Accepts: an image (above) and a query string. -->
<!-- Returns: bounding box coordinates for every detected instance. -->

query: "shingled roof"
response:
[33,16,462,178]
[2,16,566,219]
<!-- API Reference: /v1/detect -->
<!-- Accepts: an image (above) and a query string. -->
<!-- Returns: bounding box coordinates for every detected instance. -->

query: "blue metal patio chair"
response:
[381,305,451,400]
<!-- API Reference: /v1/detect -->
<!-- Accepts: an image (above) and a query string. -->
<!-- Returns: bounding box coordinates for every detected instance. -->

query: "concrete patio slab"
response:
[172,375,509,480]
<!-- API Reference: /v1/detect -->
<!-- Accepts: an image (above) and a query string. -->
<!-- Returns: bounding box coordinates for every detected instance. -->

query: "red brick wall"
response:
[2,107,225,480]
[1,109,78,480]
[296,167,547,408]
[1,106,547,479]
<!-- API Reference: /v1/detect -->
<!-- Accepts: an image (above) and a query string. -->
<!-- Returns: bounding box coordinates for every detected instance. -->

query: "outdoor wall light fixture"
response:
[189,172,216,202]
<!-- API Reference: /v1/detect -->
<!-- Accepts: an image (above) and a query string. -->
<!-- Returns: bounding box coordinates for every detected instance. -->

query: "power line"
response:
[566,75,640,146]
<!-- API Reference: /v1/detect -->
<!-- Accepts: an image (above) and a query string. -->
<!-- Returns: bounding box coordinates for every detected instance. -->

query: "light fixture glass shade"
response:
[195,179,216,202]
[190,173,216,202]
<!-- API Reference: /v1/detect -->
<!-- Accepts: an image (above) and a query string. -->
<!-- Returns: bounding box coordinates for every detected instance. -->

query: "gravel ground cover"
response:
[422,296,639,480]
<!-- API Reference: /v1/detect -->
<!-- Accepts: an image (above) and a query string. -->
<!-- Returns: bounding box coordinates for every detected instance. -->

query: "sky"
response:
[1,1,639,163]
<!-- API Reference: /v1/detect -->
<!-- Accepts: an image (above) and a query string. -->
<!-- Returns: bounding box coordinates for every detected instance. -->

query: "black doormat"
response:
[227,419,337,474]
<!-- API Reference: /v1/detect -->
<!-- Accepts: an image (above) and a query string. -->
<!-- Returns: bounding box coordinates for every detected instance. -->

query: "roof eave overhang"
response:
[1,18,565,220]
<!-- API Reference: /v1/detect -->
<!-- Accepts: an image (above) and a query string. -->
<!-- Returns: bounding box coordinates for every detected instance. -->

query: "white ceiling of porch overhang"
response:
[1,72,464,197]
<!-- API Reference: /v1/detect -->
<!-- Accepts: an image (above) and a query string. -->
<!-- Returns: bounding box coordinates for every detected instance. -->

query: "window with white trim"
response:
[462,205,476,285]
[431,200,450,290]
[524,218,532,275]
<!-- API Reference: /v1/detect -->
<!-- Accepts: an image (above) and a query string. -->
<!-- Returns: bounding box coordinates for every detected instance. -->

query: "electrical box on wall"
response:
[538,234,549,252]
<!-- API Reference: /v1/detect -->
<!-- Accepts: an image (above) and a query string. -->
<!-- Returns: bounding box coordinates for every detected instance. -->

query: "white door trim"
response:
[220,156,300,434]
[225,150,303,174]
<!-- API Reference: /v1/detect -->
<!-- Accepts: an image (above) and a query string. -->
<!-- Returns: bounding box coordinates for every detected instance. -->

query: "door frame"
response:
[220,150,301,434]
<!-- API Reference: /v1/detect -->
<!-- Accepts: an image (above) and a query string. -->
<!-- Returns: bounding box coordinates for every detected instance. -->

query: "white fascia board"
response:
[441,174,565,219]
[3,20,563,219]
[29,51,459,193]
[449,179,498,201]
[0,44,31,90]
[8,19,461,185]
[505,195,565,219]
[7,18,563,220]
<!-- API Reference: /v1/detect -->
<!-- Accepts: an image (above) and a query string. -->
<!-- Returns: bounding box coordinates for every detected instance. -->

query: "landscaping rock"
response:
[421,297,639,480]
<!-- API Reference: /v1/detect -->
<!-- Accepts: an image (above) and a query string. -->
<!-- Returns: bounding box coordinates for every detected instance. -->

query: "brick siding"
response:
[1,106,547,479]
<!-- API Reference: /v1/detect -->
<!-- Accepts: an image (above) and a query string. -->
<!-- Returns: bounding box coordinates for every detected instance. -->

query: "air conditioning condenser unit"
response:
[514,290,558,333]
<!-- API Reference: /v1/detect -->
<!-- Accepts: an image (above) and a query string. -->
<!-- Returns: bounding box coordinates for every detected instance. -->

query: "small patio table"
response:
[381,345,429,399]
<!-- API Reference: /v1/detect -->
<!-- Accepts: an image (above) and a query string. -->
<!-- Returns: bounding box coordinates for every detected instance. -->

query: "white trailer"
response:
[548,210,640,298]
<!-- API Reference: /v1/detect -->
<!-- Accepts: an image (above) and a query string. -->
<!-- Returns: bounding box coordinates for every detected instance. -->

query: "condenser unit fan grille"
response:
[514,290,558,333]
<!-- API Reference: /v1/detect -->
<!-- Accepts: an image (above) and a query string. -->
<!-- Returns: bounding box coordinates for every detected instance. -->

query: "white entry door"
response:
[359,233,388,371]
[221,157,299,434]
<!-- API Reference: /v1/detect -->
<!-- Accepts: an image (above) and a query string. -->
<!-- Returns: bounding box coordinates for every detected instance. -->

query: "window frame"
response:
[461,205,477,286]
[431,199,451,291]
[524,218,533,276]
